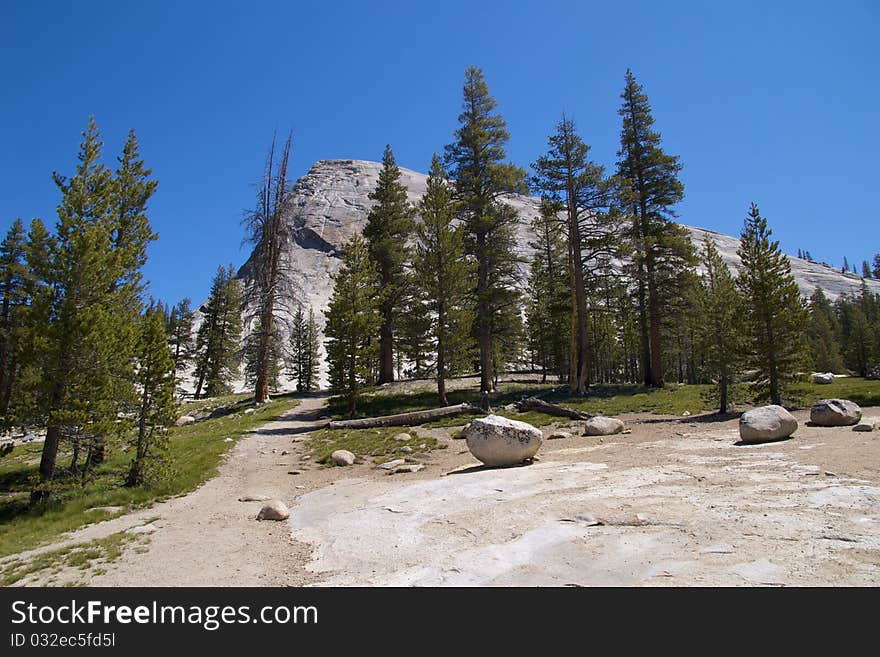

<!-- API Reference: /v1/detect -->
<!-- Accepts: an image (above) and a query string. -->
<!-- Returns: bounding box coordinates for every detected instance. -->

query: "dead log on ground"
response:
[328,403,482,429]
[515,397,592,420]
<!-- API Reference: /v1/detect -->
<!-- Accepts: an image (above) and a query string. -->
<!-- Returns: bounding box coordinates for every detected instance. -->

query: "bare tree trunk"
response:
[328,403,479,429]
[379,308,394,384]
[476,232,494,398]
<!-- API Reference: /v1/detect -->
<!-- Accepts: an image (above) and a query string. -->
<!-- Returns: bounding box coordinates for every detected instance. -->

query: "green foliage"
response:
[806,288,845,373]
[289,304,321,391]
[411,155,475,403]
[166,297,195,386]
[364,145,416,383]
[126,305,178,487]
[193,265,243,398]
[0,219,30,420]
[444,66,527,393]
[325,235,381,416]
[737,203,808,404]
[695,238,745,412]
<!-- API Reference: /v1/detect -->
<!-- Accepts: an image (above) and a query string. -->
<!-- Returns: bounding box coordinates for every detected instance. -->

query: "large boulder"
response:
[256,500,289,521]
[331,449,356,466]
[583,416,625,436]
[739,405,798,443]
[810,399,862,426]
[174,415,196,427]
[464,415,543,467]
[811,372,834,384]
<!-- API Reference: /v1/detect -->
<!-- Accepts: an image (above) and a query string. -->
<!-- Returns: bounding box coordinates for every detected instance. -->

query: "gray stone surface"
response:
[810,399,862,426]
[739,405,798,443]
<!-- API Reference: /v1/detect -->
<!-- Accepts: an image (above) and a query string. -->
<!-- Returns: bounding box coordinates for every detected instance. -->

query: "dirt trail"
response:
[6,394,332,587]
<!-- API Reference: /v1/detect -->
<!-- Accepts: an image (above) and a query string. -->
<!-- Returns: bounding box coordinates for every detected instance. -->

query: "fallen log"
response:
[327,402,482,430]
[515,397,592,420]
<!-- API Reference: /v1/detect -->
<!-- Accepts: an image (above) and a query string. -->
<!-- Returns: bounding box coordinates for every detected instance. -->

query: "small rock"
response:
[418,443,426,449]
[811,399,862,426]
[739,405,798,443]
[681,411,691,417]
[399,445,413,453]
[256,500,289,521]
[583,416,625,436]
[853,420,875,432]
[547,431,572,440]
[281,450,289,456]
[244,408,256,415]
[393,464,425,474]
[287,470,301,475]
[377,458,406,470]
[331,450,356,466]
[300,454,311,461]
[224,438,233,442]
[811,372,835,384]
[393,432,411,442]
[239,494,271,502]
[295,485,306,489]
[174,415,196,427]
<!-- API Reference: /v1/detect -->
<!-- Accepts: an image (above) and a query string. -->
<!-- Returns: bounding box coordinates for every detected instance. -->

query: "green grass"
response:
[0,531,138,586]
[0,393,300,558]
[307,426,442,465]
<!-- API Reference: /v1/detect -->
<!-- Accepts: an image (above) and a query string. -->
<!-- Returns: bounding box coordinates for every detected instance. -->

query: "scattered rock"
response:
[393,432,411,442]
[399,445,413,453]
[393,464,425,474]
[300,454,311,461]
[547,430,573,440]
[853,419,876,432]
[583,416,625,436]
[174,415,196,427]
[865,364,880,381]
[126,522,158,535]
[811,372,835,384]
[239,494,272,502]
[810,399,862,426]
[418,443,426,449]
[287,470,302,475]
[243,408,256,415]
[377,458,406,470]
[224,438,233,442]
[331,449,356,466]
[681,411,691,417]
[256,500,289,521]
[739,405,798,443]
[281,450,289,456]
[86,505,124,515]
[464,415,543,467]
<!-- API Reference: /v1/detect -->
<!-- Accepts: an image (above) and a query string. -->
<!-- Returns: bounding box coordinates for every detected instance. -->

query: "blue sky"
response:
[1,0,878,304]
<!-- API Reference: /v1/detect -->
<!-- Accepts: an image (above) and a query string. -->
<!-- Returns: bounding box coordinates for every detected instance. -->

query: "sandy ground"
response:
[7,395,880,587]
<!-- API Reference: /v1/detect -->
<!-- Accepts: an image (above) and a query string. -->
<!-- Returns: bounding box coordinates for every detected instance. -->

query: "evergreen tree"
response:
[842,256,849,274]
[29,119,157,499]
[193,265,243,398]
[443,66,527,400]
[243,133,295,403]
[806,288,844,373]
[737,203,808,404]
[696,239,744,412]
[533,116,621,392]
[862,261,872,279]
[411,155,474,404]
[325,236,380,417]
[0,220,30,418]
[166,298,195,387]
[524,198,569,382]
[288,304,321,391]
[616,69,695,388]
[396,285,434,378]
[243,316,283,391]
[873,254,880,279]
[126,304,177,487]
[363,145,416,384]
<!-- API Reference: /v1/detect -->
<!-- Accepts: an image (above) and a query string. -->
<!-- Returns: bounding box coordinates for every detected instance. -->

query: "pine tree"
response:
[243,316,283,392]
[806,288,844,373]
[616,69,695,388]
[363,145,416,384]
[29,119,157,499]
[411,155,474,404]
[737,203,808,405]
[842,256,849,274]
[126,304,177,487]
[324,236,380,417]
[166,298,195,387]
[288,304,321,391]
[243,133,295,403]
[524,198,569,382]
[444,66,527,401]
[0,220,30,419]
[696,239,744,413]
[873,254,880,279]
[396,286,434,378]
[193,265,243,398]
[533,116,621,392]
[862,261,872,279]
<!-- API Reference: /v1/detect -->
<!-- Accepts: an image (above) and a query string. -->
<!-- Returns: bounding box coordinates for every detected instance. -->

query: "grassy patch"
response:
[0,531,138,586]
[0,393,300,558]
[787,377,880,409]
[307,426,441,465]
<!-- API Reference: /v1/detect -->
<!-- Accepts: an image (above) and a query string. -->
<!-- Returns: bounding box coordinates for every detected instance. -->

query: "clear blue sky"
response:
[1,0,878,304]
